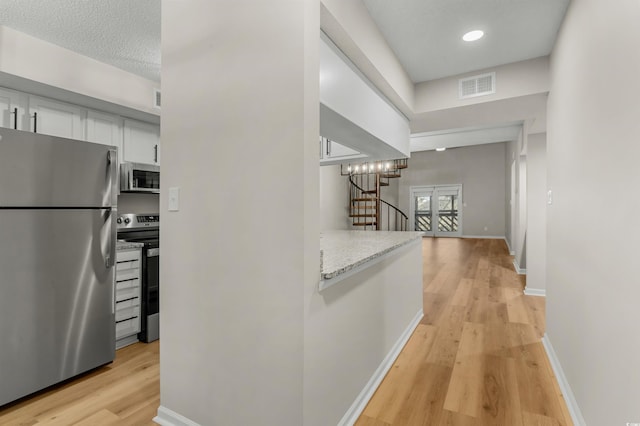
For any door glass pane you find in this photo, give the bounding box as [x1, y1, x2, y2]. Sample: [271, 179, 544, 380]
[415, 195, 431, 231]
[438, 195, 458, 232]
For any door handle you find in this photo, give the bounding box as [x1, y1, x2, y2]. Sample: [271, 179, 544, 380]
[105, 210, 117, 269]
[107, 149, 118, 204]
[11, 107, 18, 129]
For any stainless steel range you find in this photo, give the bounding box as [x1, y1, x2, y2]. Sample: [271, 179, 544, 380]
[117, 214, 160, 343]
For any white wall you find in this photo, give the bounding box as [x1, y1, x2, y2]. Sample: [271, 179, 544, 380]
[546, 0, 640, 424]
[414, 56, 549, 113]
[159, 1, 319, 425]
[525, 134, 546, 293]
[399, 143, 506, 237]
[320, 165, 350, 230]
[0, 26, 159, 118]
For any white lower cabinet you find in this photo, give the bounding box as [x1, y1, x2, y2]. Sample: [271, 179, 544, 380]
[115, 247, 142, 349]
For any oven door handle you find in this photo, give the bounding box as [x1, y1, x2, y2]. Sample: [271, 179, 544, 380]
[147, 248, 160, 257]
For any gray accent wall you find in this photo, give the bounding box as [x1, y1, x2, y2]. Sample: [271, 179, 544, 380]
[399, 143, 506, 237]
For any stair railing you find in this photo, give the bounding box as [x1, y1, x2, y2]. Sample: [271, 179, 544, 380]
[348, 174, 408, 231]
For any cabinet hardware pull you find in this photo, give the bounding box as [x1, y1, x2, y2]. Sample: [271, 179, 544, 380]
[327, 138, 331, 156]
[116, 316, 138, 324]
[11, 107, 17, 129]
[32, 112, 37, 133]
[154, 144, 158, 163]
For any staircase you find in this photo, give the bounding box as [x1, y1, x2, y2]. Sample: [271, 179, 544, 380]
[340, 159, 409, 231]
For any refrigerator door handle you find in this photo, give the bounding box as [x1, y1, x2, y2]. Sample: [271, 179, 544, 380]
[105, 210, 116, 269]
[107, 149, 118, 205]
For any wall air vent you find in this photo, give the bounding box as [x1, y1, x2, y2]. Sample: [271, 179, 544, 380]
[459, 72, 495, 99]
[153, 89, 161, 109]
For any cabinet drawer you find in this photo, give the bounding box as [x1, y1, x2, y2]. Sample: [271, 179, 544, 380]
[116, 259, 140, 271]
[116, 268, 139, 283]
[115, 284, 139, 301]
[116, 305, 140, 322]
[116, 317, 140, 340]
[117, 249, 140, 262]
[116, 297, 139, 311]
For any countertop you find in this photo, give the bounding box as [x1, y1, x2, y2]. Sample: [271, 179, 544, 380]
[320, 230, 424, 281]
[116, 241, 144, 250]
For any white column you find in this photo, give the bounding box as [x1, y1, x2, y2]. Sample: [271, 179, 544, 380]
[159, 1, 319, 424]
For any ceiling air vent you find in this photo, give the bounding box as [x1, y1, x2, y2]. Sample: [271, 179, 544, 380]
[459, 72, 495, 99]
[153, 89, 161, 109]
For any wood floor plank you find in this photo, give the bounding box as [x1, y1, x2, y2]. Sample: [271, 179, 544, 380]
[522, 411, 564, 426]
[477, 355, 523, 426]
[72, 409, 121, 426]
[442, 322, 485, 417]
[450, 278, 474, 306]
[391, 362, 451, 425]
[356, 414, 392, 426]
[437, 409, 478, 426]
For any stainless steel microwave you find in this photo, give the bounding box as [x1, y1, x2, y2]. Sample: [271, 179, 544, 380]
[120, 162, 160, 193]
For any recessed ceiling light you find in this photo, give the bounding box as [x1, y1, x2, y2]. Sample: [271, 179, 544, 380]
[462, 30, 484, 42]
[435, 147, 446, 152]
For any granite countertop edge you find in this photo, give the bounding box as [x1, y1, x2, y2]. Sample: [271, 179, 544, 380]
[320, 231, 423, 281]
[116, 241, 145, 250]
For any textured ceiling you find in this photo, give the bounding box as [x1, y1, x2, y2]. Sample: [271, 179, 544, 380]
[362, 0, 570, 82]
[0, 0, 160, 82]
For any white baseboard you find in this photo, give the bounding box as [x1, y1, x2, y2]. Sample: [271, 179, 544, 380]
[154, 405, 201, 426]
[462, 235, 506, 239]
[512, 259, 526, 275]
[541, 334, 586, 426]
[503, 237, 515, 255]
[337, 309, 424, 426]
[524, 287, 546, 297]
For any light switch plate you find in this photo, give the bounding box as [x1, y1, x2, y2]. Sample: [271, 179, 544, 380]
[168, 187, 180, 211]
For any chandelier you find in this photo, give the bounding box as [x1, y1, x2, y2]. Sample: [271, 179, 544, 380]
[340, 158, 408, 176]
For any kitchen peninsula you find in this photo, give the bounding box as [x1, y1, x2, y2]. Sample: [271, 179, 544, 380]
[306, 230, 424, 424]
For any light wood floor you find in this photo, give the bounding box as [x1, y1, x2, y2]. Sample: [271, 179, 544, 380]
[356, 237, 573, 426]
[0, 340, 159, 425]
[0, 238, 571, 425]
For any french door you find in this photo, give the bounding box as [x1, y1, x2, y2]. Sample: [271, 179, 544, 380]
[410, 185, 462, 237]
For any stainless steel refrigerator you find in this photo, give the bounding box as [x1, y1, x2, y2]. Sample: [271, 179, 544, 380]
[0, 127, 118, 406]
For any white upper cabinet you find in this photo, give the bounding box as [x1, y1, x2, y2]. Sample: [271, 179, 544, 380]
[319, 136, 366, 166]
[28, 96, 85, 140]
[86, 109, 122, 151]
[123, 119, 160, 165]
[0, 88, 26, 130]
